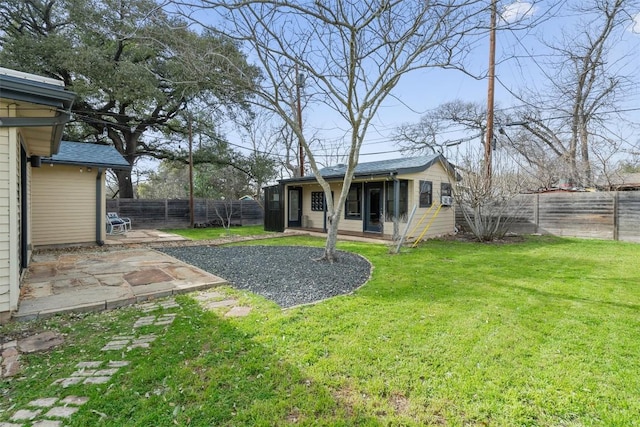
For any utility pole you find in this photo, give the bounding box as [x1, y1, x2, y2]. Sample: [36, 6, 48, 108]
[188, 115, 194, 228]
[484, 0, 497, 183]
[295, 63, 305, 177]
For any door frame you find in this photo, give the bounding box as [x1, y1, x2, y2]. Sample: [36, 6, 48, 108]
[287, 187, 303, 227]
[364, 182, 384, 233]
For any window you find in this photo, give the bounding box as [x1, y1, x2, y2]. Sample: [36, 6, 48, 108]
[385, 180, 408, 220]
[441, 182, 452, 197]
[419, 180, 432, 208]
[345, 184, 362, 219]
[311, 191, 325, 211]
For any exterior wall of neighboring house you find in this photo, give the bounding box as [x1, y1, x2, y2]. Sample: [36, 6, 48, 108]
[31, 165, 102, 246]
[284, 160, 456, 240]
[0, 121, 12, 317]
[0, 104, 23, 318]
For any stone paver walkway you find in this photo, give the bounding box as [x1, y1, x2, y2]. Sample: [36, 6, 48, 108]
[2, 294, 254, 426]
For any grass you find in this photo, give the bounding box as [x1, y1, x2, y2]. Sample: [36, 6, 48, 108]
[2, 235, 640, 426]
[163, 224, 272, 240]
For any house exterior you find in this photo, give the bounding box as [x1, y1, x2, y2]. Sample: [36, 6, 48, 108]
[272, 154, 458, 241]
[0, 67, 75, 321]
[33, 141, 130, 247]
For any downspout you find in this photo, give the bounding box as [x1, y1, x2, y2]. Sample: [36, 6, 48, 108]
[95, 168, 105, 246]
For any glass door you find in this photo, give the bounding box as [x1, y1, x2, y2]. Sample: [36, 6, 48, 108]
[288, 188, 302, 227]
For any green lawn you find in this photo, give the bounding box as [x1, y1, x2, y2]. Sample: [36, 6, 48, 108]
[163, 224, 272, 240]
[2, 235, 640, 426]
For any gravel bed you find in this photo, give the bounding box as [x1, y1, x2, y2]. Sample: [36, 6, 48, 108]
[160, 245, 371, 308]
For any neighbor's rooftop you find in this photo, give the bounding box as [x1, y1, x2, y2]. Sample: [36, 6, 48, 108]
[42, 141, 131, 170]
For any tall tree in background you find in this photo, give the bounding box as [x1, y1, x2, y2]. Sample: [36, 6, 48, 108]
[508, 0, 639, 187]
[0, 0, 259, 197]
[181, 0, 485, 261]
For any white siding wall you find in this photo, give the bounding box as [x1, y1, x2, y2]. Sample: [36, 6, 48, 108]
[0, 125, 11, 314]
[32, 165, 97, 246]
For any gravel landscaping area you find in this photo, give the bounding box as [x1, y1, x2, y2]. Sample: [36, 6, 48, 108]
[160, 245, 372, 308]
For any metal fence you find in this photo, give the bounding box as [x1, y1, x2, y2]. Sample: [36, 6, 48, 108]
[106, 198, 264, 229]
[455, 191, 640, 242]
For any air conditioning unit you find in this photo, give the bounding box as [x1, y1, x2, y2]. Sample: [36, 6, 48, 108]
[441, 196, 453, 206]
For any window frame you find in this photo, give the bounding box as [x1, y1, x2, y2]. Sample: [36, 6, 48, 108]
[344, 183, 362, 220]
[385, 180, 409, 220]
[419, 180, 433, 208]
[441, 182, 452, 197]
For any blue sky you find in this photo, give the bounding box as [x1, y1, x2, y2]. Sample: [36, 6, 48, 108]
[169, 1, 640, 172]
[291, 0, 640, 164]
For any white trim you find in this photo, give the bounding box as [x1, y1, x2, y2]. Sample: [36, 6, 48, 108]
[0, 67, 64, 87]
[8, 106, 19, 311]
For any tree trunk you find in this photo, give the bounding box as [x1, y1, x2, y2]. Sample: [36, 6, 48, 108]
[323, 214, 340, 262]
[116, 169, 135, 198]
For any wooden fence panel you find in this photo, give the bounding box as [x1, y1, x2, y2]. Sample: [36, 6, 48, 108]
[106, 198, 264, 229]
[537, 192, 615, 239]
[617, 192, 640, 242]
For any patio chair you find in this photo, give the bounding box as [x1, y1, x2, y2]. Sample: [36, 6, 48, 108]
[106, 212, 132, 234]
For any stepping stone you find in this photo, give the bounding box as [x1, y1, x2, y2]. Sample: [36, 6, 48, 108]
[107, 361, 129, 368]
[17, 331, 64, 354]
[0, 340, 17, 350]
[60, 396, 89, 406]
[205, 299, 237, 309]
[71, 368, 96, 377]
[1, 349, 21, 378]
[76, 361, 102, 368]
[83, 376, 111, 385]
[133, 316, 156, 327]
[32, 420, 62, 427]
[28, 398, 58, 408]
[52, 377, 83, 387]
[10, 409, 42, 421]
[101, 343, 127, 351]
[44, 406, 79, 418]
[135, 335, 157, 343]
[225, 306, 252, 318]
[94, 368, 119, 376]
[0, 422, 24, 427]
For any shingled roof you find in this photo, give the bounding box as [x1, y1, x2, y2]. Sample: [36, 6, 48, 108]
[41, 141, 131, 170]
[283, 153, 455, 182]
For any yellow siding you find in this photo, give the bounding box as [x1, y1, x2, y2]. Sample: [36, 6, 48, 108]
[32, 165, 97, 246]
[0, 125, 10, 314]
[398, 162, 456, 239]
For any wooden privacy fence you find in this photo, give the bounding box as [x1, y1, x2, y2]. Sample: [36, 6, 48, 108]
[106, 199, 264, 229]
[456, 191, 640, 243]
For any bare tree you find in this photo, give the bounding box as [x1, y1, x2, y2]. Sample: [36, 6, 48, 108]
[506, 0, 640, 187]
[454, 147, 527, 241]
[180, 0, 485, 261]
[393, 100, 491, 155]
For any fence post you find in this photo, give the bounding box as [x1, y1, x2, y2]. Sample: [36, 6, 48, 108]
[613, 191, 619, 241]
[534, 193, 539, 234]
[164, 199, 168, 222]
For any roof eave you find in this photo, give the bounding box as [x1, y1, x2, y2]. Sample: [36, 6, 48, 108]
[41, 158, 132, 171]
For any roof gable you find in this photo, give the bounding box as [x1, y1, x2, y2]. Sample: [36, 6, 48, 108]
[42, 141, 131, 170]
